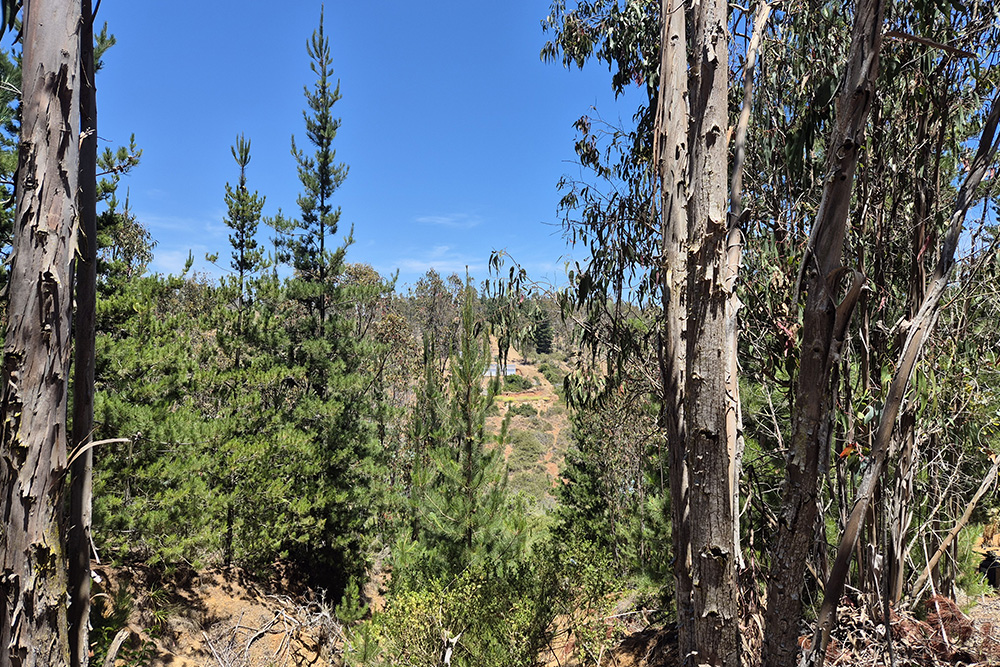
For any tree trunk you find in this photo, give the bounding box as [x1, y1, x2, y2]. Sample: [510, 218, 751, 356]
[887, 111, 931, 604]
[0, 1, 83, 665]
[728, 0, 773, 575]
[654, 0, 740, 662]
[762, 1, 885, 665]
[653, 0, 691, 658]
[685, 0, 740, 663]
[69, 4, 98, 665]
[811, 89, 1000, 664]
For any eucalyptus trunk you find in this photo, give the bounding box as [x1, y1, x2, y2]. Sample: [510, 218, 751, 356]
[653, 0, 691, 654]
[813, 89, 1000, 662]
[685, 0, 740, 663]
[68, 4, 98, 666]
[762, 1, 885, 664]
[0, 0, 83, 665]
[654, 0, 740, 662]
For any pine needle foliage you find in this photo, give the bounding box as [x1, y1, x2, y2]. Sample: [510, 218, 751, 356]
[400, 279, 524, 585]
[284, 4, 349, 350]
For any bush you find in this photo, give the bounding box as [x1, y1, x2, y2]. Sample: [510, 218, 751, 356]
[538, 362, 566, 387]
[529, 416, 554, 434]
[507, 430, 546, 473]
[503, 373, 533, 392]
[349, 558, 559, 667]
[545, 402, 566, 418]
[510, 467, 552, 500]
[507, 402, 538, 418]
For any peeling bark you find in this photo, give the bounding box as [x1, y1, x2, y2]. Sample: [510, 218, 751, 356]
[653, 0, 691, 656]
[655, 0, 740, 662]
[686, 0, 740, 663]
[0, 1, 82, 665]
[762, 1, 885, 665]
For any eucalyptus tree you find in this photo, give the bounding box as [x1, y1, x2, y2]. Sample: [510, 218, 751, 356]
[0, 0, 82, 663]
[408, 269, 462, 372]
[546, 0, 747, 661]
[69, 4, 100, 665]
[760, 1, 886, 662]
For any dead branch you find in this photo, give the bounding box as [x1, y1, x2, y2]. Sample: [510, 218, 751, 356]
[910, 453, 1000, 602]
[102, 628, 131, 667]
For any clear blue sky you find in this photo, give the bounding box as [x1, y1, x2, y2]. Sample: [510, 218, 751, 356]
[82, 1, 643, 289]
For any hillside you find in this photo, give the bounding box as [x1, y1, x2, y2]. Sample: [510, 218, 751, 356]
[487, 349, 574, 505]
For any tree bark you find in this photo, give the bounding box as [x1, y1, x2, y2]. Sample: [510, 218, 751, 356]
[654, 0, 740, 662]
[729, 0, 773, 576]
[653, 0, 691, 658]
[685, 0, 740, 663]
[69, 3, 98, 665]
[0, 0, 83, 665]
[762, 1, 885, 665]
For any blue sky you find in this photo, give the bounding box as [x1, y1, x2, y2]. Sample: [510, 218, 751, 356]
[83, 1, 643, 289]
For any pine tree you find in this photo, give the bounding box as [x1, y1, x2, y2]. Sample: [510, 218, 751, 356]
[406, 335, 449, 541]
[284, 5, 349, 356]
[274, 7, 373, 592]
[209, 135, 269, 565]
[220, 134, 266, 371]
[415, 279, 522, 578]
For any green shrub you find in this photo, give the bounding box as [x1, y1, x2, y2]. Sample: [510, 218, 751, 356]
[538, 362, 566, 387]
[503, 374, 533, 392]
[350, 558, 558, 667]
[510, 467, 552, 500]
[958, 524, 993, 599]
[507, 430, 546, 473]
[507, 402, 538, 418]
[545, 402, 566, 418]
[529, 416, 554, 434]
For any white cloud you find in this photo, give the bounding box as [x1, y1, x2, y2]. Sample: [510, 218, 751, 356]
[387, 244, 483, 279]
[140, 211, 227, 238]
[415, 213, 482, 229]
[429, 245, 451, 258]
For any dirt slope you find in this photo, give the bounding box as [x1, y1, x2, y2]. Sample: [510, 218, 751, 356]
[93, 564, 339, 667]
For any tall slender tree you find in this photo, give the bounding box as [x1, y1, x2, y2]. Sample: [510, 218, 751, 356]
[285, 4, 348, 353]
[544, 1, 742, 661]
[210, 134, 267, 566]
[69, 3, 98, 666]
[277, 7, 373, 593]
[652, 0, 741, 662]
[762, 1, 885, 664]
[220, 133, 266, 371]
[405, 278, 520, 581]
[0, 0, 82, 664]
